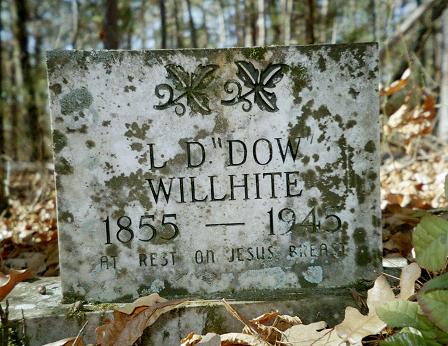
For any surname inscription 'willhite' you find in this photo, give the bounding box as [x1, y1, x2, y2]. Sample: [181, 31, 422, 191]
[47, 44, 381, 302]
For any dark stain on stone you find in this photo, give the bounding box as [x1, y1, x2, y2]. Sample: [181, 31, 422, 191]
[124, 85, 136, 92]
[104, 168, 154, 218]
[317, 54, 326, 72]
[50, 83, 62, 95]
[364, 140, 375, 153]
[59, 211, 74, 223]
[105, 244, 118, 257]
[124, 122, 150, 140]
[66, 124, 88, 134]
[242, 47, 267, 60]
[131, 143, 143, 152]
[212, 115, 229, 134]
[53, 129, 67, 154]
[289, 65, 311, 104]
[55, 157, 74, 175]
[349, 87, 360, 99]
[346, 120, 357, 129]
[85, 140, 96, 149]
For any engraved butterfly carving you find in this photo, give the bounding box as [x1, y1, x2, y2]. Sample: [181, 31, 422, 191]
[154, 64, 218, 115]
[221, 61, 288, 112]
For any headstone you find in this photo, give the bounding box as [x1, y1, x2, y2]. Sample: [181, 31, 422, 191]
[46, 44, 381, 303]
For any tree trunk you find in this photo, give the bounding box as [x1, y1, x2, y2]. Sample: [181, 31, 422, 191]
[369, 0, 377, 41]
[244, 0, 252, 46]
[71, 0, 80, 48]
[11, 0, 40, 162]
[305, 0, 315, 44]
[283, 0, 292, 45]
[103, 0, 119, 49]
[201, 5, 209, 47]
[256, 0, 265, 46]
[0, 0, 6, 211]
[9, 47, 19, 162]
[139, 0, 147, 48]
[173, 0, 184, 48]
[234, 0, 243, 46]
[218, 0, 226, 47]
[270, 0, 281, 44]
[186, 0, 198, 47]
[159, 0, 167, 48]
[438, 8, 448, 140]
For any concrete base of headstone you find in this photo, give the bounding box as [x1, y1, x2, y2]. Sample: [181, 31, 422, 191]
[5, 277, 362, 346]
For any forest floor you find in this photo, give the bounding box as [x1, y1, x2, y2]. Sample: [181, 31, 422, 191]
[0, 134, 447, 277]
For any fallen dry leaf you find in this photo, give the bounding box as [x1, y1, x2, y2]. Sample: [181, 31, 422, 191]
[220, 332, 270, 346]
[335, 307, 385, 345]
[335, 276, 395, 344]
[399, 262, 421, 300]
[96, 293, 186, 346]
[180, 332, 203, 346]
[114, 292, 168, 315]
[366, 276, 395, 310]
[0, 268, 33, 300]
[282, 321, 345, 346]
[242, 311, 302, 344]
[380, 68, 411, 96]
[42, 337, 84, 346]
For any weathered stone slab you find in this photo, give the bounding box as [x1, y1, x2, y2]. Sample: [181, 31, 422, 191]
[46, 44, 381, 303]
[6, 277, 357, 346]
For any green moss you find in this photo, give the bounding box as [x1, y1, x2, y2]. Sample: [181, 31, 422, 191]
[46, 50, 72, 74]
[59, 211, 74, 223]
[84, 303, 117, 312]
[124, 122, 150, 140]
[313, 105, 331, 120]
[364, 140, 376, 153]
[289, 65, 311, 104]
[346, 120, 357, 129]
[327, 46, 344, 63]
[85, 140, 96, 149]
[104, 168, 153, 218]
[62, 290, 86, 304]
[55, 157, 74, 175]
[66, 305, 87, 325]
[52, 129, 67, 154]
[355, 245, 371, 266]
[202, 306, 227, 334]
[105, 244, 118, 257]
[242, 47, 268, 60]
[110, 294, 134, 303]
[49, 83, 62, 95]
[317, 54, 326, 72]
[298, 275, 319, 288]
[124, 85, 136, 92]
[372, 215, 381, 227]
[349, 87, 359, 99]
[353, 228, 371, 266]
[352, 173, 367, 204]
[301, 156, 310, 165]
[60, 87, 93, 115]
[353, 228, 366, 244]
[158, 281, 189, 297]
[212, 115, 229, 134]
[130, 142, 143, 152]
